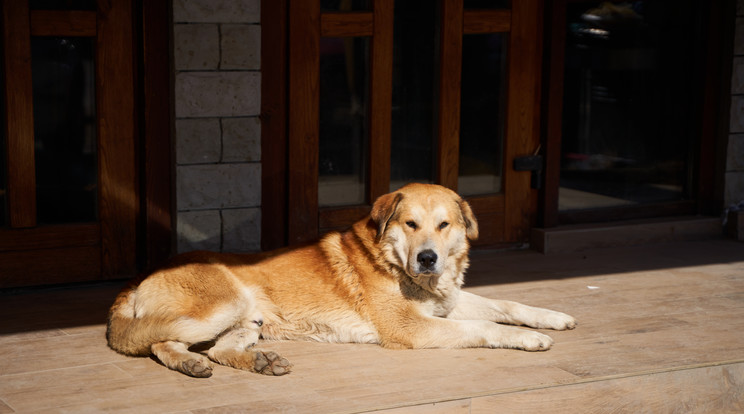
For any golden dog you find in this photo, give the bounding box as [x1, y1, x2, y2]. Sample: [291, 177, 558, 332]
[107, 184, 576, 377]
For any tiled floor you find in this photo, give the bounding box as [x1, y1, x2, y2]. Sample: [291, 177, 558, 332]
[1, 239, 744, 413]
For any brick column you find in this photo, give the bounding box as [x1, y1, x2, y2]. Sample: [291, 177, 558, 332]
[172, 0, 262, 253]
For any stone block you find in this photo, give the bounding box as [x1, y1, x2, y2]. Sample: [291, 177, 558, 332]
[728, 134, 744, 172]
[176, 210, 221, 252]
[176, 118, 221, 164]
[724, 171, 744, 206]
[222, 208, 261, 252]
[175, 72, 261, 118]
[222, 117, 261, 162]
[733, 57, 744, 95]
[221, 24, 261, 70]
[173, 24, 219, 71]
[177, 163, 260, 210]
[174, 0, 260, 23]
[736, 18, 744, 56]
[730, 95, 744, 134]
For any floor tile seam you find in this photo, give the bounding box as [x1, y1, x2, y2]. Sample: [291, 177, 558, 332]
[339, 358, 744, 414]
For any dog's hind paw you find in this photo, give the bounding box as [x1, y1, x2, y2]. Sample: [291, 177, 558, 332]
[254, 351, 292, 376]
[181, 358, 214, 378]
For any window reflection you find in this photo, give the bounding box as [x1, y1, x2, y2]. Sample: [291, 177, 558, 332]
[459, 33, 507, 196]
[463, 0, 510, 9]
[321, 0, 370, 12]
[32, 37, 97, 224]
[319, 37, 370, 207]
[390, 0, 437, 190]
[559, 1, 697, 211]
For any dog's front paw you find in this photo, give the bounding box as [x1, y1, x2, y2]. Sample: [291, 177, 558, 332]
[518, 331, 554, 351]
[543, 311, 577, 331]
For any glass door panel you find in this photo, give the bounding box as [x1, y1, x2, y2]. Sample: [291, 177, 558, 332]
[31, 36, 97, 224]
[459, 32, 507, 196]
[559, 1, 697, 212]
[321, 0, 370, 12]
[319, 37, 370, 207]
[389, 0, 438, 191]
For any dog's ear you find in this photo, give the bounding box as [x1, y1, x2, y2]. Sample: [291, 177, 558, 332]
[370, 192, 403, 242]
[459, 199, 479, 241]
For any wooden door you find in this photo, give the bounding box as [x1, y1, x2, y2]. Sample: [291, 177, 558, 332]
[262, 0, 543, 248]
[1, 0, 137, 287]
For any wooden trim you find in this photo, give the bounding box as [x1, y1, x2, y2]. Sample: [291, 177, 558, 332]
[368, 0, 393, 202]
[319, 205, 370, 233]
[0, 223, 99, 252]
[29, 10, 96, 36]
[320, 12, 373, 37]
[0, 246, 101, 288]
[287, 0, 320, 244]
[2, 0, 37, 228]
[436, 0, 463, 190]
[140, 0, 173, 269]
[261, 0, 289, 250]
[463, 9, 511, 34]
[540, 0, 566, 228]
[502, 0, 543, 242]
[97, 0, 137, 278]
[466, 194, 506, 246]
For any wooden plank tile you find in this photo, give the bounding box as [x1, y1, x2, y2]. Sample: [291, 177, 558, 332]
[471, 363, 744, 414]
[372, 400, 471, 414]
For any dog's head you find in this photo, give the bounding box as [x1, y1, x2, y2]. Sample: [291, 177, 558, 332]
[370, 184, 478, 290]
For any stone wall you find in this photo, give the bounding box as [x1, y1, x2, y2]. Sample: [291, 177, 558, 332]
[172, 0, 262, 253]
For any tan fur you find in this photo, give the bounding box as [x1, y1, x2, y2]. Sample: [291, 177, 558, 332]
[107, 183, 576, 377]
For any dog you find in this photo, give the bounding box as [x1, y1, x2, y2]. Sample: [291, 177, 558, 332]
[107, 183, 576, 377]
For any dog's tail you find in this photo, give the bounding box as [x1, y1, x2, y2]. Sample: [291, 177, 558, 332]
[106, 286, 173, 356]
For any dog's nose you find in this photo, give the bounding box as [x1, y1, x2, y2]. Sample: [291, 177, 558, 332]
[417, 249, 438, 270]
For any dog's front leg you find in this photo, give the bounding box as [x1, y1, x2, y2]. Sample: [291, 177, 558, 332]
[448, 291, 576, 330]
[387, 317, 554, 351]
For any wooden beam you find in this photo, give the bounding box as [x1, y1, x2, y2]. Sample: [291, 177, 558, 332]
[436, 0, 464, 190]
[320, 12, 373, 37]
[368, 0, 393, 202]
[287, 0, 320, 244]
[2, 0, 37, 228]
[97, 0, 137, 277]
[30, 10, 97, 36]
[463, 9, 511, 34]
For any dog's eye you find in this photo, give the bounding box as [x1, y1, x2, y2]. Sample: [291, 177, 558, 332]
[406, 221, 418, 230]
[439, 221, 449, 230]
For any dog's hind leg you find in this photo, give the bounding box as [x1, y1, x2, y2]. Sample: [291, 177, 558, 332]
[151, 341, 214, 378]
[207, 328, 292, 376]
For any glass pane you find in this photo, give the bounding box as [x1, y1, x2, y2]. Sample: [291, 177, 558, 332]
[459, 33, 507, 196]
[463, 0, 510, 9]
[390, 0, 438, 191]
[30, 0, 96, 10]
[31, 37, 97, 224]
[559, 1, 697, 211]
[321, 0, 370, 12]
[319, 37, 370, 207]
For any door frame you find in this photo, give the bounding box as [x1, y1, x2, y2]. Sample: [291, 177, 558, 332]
[539, 0, 731, 228]
[261, 0, 544, 249]
[0, 0, 173, 287]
